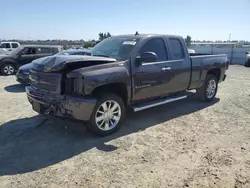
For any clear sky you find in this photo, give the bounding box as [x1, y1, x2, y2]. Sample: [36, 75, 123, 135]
[1, 0, 250, 41]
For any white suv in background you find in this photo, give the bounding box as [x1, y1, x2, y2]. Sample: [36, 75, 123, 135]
[0, 42, 21, 53]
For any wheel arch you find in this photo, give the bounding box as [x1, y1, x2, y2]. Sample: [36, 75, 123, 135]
[91, 82, 129, 106]
[207, 68, 221, 81]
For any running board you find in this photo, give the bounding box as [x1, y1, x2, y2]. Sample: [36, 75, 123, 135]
[133, 95, 187, 112]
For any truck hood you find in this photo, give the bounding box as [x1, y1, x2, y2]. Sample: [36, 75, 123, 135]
[32, 55, 117, 72]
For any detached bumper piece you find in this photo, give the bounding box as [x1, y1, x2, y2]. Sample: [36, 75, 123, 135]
[26, 86, 97, 121]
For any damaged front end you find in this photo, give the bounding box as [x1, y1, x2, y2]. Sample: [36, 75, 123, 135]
[26, 84, 96, 121]
[25, 55, 116, 121]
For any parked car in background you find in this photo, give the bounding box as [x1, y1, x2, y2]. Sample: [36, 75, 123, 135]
[188, 49, 196, 54]
[16, 49, 90, 84]
[0, 45, 61, 75]
[245, 52, 250, 67]
[56, 49, 90, 56]
[0, 42, 20, 54]
[26, 34, 229, 136]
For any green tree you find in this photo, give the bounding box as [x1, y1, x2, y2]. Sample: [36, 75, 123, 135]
[99, 33, 104, 41]
[185, 35, 192, 47]
[107, 32, 111, 37]
[84, 41, 94, 48]
[98, 32, 111, 41]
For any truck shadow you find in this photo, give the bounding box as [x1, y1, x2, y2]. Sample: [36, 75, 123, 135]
[0, 97, 219, 176]
[4, 84, 26, 93]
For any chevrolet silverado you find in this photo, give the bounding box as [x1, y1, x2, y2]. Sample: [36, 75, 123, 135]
[26, 34, 229, 136]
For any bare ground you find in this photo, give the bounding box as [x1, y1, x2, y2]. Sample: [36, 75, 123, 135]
[0, 65, 250, 188]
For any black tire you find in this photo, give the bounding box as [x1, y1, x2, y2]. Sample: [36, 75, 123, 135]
[87, 93, 126, 136]
[1, 63, 16, 75]
[245, 61, 250, 67]
[196, 74, 218, 102]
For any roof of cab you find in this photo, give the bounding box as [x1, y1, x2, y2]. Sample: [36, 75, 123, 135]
[111, 34, 183, 39]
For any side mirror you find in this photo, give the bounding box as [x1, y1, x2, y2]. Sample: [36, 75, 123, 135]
[136, 52, 157, 66]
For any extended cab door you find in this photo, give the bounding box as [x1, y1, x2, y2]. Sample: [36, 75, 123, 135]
[132, 37, 173, 102]
[164, 37, 191, 92]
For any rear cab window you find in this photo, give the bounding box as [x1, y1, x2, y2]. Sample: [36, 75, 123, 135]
[140, 38, 168, 62]
[169, 38, 185, 60]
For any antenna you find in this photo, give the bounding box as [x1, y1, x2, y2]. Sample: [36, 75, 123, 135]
[135, 31, 139, 36]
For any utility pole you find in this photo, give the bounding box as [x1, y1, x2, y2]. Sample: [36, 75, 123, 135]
[228, 33, 231, 42]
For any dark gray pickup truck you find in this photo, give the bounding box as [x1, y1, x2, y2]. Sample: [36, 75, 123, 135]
[26, 34, 229, 136]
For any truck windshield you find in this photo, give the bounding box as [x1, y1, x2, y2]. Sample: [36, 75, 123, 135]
[90, 37, 140, 61]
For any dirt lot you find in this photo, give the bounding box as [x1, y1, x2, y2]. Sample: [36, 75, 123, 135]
[0, 65, 250, 188]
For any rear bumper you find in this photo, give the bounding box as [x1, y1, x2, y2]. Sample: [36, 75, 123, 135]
[26, 86, 97, 121]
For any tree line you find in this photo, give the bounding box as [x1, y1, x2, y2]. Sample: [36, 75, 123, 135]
[83, 32, 112, 48]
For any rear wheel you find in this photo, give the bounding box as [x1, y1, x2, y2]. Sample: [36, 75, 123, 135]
[88, 94, 126, 136]
[196, 75, 218, 102]
[1, 63, 16, 75]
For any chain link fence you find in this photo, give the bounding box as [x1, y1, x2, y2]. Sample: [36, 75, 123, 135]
[190, 43, 250, 65]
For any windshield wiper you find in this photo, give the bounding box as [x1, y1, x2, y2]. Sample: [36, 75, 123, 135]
[92, 54, 111, 58]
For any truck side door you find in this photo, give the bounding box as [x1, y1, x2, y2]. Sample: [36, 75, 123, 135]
[165, 38, 191, 92]
[132, 37, 172, 102]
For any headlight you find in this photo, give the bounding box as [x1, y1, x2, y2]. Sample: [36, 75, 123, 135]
[64, 77, 85, 95]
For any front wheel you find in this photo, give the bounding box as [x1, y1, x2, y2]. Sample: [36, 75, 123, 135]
[88, 94, 126, 136]
[196, 75, 218, 102]
[1, 63, 16, 75]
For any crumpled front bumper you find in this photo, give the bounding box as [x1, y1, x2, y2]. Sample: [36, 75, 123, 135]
[26, 86, 97, 121]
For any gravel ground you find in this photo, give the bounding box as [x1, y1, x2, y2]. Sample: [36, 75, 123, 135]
[0, 65, 250, 188]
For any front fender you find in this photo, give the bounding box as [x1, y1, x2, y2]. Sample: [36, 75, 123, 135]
[66, 64, 130, 95]
[84, 66, 130, 95]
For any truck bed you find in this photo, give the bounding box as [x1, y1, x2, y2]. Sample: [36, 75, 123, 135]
[189, 54, 227, 89]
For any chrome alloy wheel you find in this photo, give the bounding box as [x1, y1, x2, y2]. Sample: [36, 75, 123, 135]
[206, 79, 217, 99]
[95, 100, 121, 131]
[3, 65, 15, 75]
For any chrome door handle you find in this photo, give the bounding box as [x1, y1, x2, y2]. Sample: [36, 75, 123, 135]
[162, 67, 171, 71]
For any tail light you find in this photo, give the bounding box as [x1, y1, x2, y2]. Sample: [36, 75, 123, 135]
[226, 59, 230, 69]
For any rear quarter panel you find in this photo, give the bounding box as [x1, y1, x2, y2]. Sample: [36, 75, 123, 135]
[189, 54, 227, 89]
